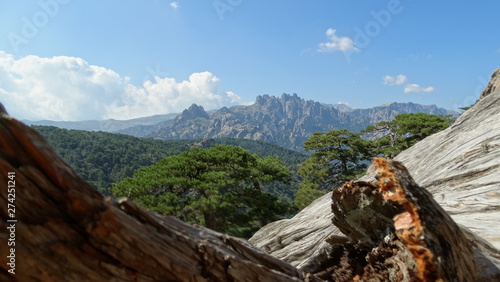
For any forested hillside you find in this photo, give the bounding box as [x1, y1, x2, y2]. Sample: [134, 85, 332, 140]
[32, 126, 307, 200]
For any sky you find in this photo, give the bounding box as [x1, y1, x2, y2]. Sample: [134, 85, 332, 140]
[0, 0, 499, 121]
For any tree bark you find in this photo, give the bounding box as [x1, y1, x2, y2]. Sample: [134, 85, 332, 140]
[300, 158, 499, 281]
[203, 211, 218, 231]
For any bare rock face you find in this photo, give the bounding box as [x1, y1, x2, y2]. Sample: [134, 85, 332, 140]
[250, 90, 500, 276]
[133, 94, 452, 151]
[480, 69, 500, 98]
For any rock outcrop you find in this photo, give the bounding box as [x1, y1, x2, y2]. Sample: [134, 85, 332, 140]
[174, 103, 210, 123]
[250, 88, 500, 276]
[481, 68, 500, 99]
[25, 94, 455, 151]
[111, 94, 453, 150]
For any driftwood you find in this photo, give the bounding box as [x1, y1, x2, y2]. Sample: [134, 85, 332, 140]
[0, 103, 498, 281]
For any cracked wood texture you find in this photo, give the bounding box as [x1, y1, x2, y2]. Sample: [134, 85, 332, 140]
[302, 158, 498, 281]
[0, 106, 320, 281]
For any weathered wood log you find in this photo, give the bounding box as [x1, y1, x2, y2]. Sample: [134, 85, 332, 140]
[0, 106, 321, 281]
[301, 158, 498, 281]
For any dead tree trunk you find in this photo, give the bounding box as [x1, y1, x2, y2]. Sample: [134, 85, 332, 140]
[0, 107, 320, 281]
[301, 158, 498, 281]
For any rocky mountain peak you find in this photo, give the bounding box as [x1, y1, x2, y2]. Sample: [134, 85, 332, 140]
[174, 103, 209, 123]
[216, 106, 233, 115]
[255, 94, 271, 105]
[281, 93, 300, 101]
[143, 93, 455, 150]
[332, 103, 353, 112]
[379, 101, 397, 107]
[255, 93, 303, 107]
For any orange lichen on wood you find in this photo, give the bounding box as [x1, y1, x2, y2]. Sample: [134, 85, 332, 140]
[370, 158, 441, 282]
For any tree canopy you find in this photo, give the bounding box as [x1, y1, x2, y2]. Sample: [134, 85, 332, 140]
[33, 126, 306, 201]
[363, 113, 454, 158]
[294, 129, 371, 209]
[112, 145, 292, 238]
[294, 113, 454, 210]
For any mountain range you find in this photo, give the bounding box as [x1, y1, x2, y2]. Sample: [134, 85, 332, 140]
[26, 94, 457, 151]
[23, 113, 179, 132]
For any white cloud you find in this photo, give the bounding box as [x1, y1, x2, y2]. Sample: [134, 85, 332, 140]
[404, 84, 435, 93]
[107, 72, 243, 120]
[382, 74, 407, 86]
[382, 74, 434, 94]
[318, 28, 358, 53]
[0, 51, 243, 121]
[170, 2, 179, 9]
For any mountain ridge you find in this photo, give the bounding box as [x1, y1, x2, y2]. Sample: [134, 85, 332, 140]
[24, 94, 457, 151]
[139, 94, 455, 150]
[23, 112, 179, 132]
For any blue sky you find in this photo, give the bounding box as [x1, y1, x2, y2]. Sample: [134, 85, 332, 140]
[0, 0, 499, 121]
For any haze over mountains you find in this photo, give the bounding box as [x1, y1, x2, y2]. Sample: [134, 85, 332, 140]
[26, 94, 456, 150]
[23, 113, 179, 133]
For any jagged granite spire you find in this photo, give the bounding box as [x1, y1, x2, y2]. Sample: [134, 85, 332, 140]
[174, 103, 210, 123]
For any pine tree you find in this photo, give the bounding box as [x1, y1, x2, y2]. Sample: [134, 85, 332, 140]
[111, 145, 292, 238]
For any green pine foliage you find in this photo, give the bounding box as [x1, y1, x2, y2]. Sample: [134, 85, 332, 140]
[294, 129, 371, 209]
[112, 145, 292, 238]
[362, 113, 454, 158]
[459, 99, 478, 112]
[294, 113, 454, 210]
[32, 126, 193, 195]
[32, 126, 307, 203]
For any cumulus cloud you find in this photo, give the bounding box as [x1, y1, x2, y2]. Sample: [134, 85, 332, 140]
[170, 2, 179, 9]
[382, 74, 407, 86]
[318, 28, 358, 53]
[382, 74, 435, 94]
[0, 51, 243, 121]
[404, 84, 435, 93]
[107, 72, 243, 120]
